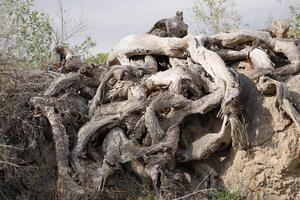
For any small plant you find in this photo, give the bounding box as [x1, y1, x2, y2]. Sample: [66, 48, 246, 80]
[288, 5, 300, 38]
[192, 0, 244, 34]
[136, 183, 154, 200]
[212, 190, 241, 200]
[85, 53, 108, 65]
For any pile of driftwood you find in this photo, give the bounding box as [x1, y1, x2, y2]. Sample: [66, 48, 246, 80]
[29, 11, 300, 199]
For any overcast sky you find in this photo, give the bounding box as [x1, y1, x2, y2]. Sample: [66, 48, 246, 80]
[34, 0, 299, 53]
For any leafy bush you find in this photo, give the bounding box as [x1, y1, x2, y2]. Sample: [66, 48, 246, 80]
[0, 0, 97, 69]
[0, 0, 52, 68]
[192, 0, 243, 34]
[73, 36, 96, 59]
[288, 5, 300, 38]
[85, 53, 108, 65]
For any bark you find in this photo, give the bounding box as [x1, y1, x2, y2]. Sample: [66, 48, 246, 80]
[211, 30, 300, 76]
[30, 97, 84, 199]
[106, 34, 190, 66]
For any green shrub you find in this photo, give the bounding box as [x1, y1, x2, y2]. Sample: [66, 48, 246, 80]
[0, 0, 52, 68]
[0, 0, 97, 69]
[136, 183, 153, 200]
[288, 5, 300, 38]
[85, 53, 108, 65]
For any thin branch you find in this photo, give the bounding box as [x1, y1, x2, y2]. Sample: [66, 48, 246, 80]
[0, 144, 24, 151]
[0, 160, 22, 168]
[173, 170, 214, 200]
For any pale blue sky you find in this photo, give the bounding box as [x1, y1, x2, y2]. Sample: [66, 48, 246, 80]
[34, 0, 299, 53]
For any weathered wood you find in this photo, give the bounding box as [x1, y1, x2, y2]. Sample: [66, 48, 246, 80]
[106, 34, 190, 66]
[30, 97, 84, 199]
[50, 45, 83, 73]
[249, 48, 274, 71]
[214, 46, 252, 61]
[25, 15, 300, 198]
[179, 115, 230, 162]
[273, 39, 300, 76]
[148, 11, 188, 38]
[270, 20, 290, 38]
[144, 66, 191, 94]
[211, 30, 300, 76]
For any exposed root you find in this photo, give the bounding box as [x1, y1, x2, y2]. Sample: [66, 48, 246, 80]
[16, 11, 300, 199]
